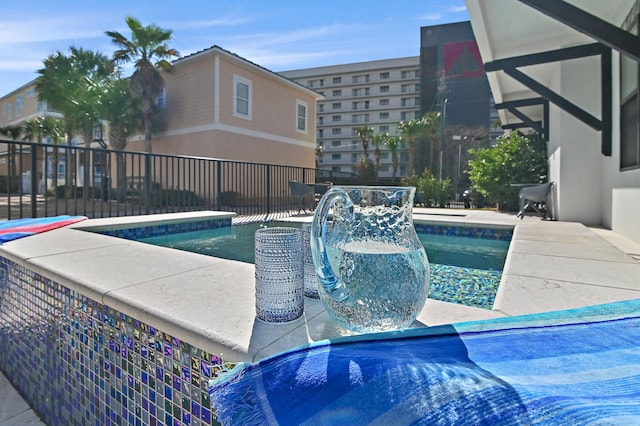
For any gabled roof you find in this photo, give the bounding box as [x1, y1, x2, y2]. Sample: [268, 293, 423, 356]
[173, 45, 323, 100]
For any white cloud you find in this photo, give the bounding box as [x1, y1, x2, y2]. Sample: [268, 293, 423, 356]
[0, 15, 104, 46]
[417, 13, 444, 21]
[448, 6, 467, 13]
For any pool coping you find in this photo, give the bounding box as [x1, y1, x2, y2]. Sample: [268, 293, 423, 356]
[1, 209, 639, 363]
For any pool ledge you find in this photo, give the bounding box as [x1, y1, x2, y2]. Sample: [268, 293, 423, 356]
[1, 210, 639, 363]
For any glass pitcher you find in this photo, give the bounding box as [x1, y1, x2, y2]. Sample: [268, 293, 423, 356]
[311, 186, 430, 333]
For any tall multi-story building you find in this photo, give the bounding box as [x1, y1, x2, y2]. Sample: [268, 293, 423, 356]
[281, 57, 421, 178]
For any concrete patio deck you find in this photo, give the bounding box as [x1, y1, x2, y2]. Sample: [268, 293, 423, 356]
[1, 208, 639, 425]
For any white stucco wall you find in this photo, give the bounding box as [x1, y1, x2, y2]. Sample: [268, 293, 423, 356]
[547, 55, 604, 226]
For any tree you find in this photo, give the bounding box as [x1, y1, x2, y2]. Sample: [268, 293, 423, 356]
[37, 48, 114, 198]
[355, 126, 373, 160]
[398, 119, 425, 176]
[0, 125, 22, 186]
[467, 132, 548, 211]
[101, 77, 142, 200]
[106, 16, 179, 154]
[370, 132, 387, 178]
[421, 111, 441, 171]
[402, 169, 452, 208]
[385, 135, 401, 178]
[23, 116, 65, 194]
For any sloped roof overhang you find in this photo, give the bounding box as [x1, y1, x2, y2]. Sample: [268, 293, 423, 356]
[465, 0, 637, 156]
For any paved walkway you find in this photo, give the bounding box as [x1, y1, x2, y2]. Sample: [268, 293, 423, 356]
[2, 208, 640, 425]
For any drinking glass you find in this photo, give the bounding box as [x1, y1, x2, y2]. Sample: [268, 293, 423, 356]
[254, 227, 304, 323]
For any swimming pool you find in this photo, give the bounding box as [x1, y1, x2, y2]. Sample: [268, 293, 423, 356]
[137, 221, 511, 310]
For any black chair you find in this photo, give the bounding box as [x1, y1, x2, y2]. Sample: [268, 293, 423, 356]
[517, 182, 554, 220]
[289, 181, 315, 212]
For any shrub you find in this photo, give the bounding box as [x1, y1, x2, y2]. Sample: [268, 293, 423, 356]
[219, 191, 240, 206]
[147, 189, 202, 208]
[355, 159, 376, 184]
[467, 132, 547, 211]
[402, 169, 452, 208]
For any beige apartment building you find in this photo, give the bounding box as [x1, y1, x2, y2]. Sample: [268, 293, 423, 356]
[142, 45, 321, 168]
[281, 57, 421, 178]
[0, 45, 321, 178]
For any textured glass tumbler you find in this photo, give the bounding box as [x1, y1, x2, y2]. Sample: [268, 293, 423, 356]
[254, 227, 304, 323]
[301, 223, 320, 299]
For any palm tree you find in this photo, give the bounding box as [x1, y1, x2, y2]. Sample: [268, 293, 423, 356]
[371, 132, 387, 178]
[385, 135, 401, 178]
[398, 119, 425, 176]
[355, 126, 373, 160]
[24, 117, 65, 194]
[101, 77, 142, 201]
[106, 16, 179, 154]
[0, 125, 22, 189]
[421, 111, 442, 171]
[36, 51, 77, 147]
[37, 47, 115, 201]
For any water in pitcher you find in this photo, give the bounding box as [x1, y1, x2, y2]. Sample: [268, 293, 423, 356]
[323, 241, 430, 333]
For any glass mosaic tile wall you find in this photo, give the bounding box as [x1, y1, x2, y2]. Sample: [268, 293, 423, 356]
[414, 222, 513, 241]
[94, 217, 232, 240]
[0, 257, 230, 425]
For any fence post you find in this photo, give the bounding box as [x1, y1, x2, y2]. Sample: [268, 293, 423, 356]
[266, 165, 271, 214]
[216, 162, 222, 208]
[145, 154, 151, 214]
[31, 146, 37, 218]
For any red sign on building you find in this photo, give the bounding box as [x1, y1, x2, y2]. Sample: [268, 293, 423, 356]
[444, 41, 483, 79]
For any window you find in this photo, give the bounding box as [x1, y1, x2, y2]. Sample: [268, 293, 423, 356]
[380, 72, 390, 79]
[379, 125, 389, 133]
[319, 104, 324, 112]
[4, 103, 12, 120]
[379, 99, 389, 106]
[234, 75, 251, 118]
[15, 96, 22, 116]
[401, 84, 412, 93]
[156, 88, 166, 108]
[318, 129, 324, 138]
[332, 128, 341, 135]
[332, 153, 341, 160]
[379, 112, 389, 119]
[332, 140, 342, 147]
[351, 153, 358, 162]
[401, 112, 409, 121]
[296, 100, 307, 132]
[401, 70, 412, 79]
[332, 77, 342, 84]
[332, 89, 342, 96]
[332, 102, 341, 110]
[380, 85, 389, 93]
[332, 115, 341, 122]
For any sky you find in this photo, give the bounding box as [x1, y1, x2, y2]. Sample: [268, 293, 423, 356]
[0, 0, 468, 97]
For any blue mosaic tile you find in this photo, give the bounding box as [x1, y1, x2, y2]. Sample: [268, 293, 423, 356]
[414, 222, 513, 241]
[0, 257, 231, 425]
[99, 218, 232, 241]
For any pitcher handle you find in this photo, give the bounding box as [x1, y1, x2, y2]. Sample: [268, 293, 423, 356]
[310, 187, 352, 301]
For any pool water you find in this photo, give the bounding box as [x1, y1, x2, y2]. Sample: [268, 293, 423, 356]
[138, 222, 510, 310]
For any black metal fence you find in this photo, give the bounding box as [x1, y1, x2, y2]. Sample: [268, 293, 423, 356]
[0, 139, 356, 220]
